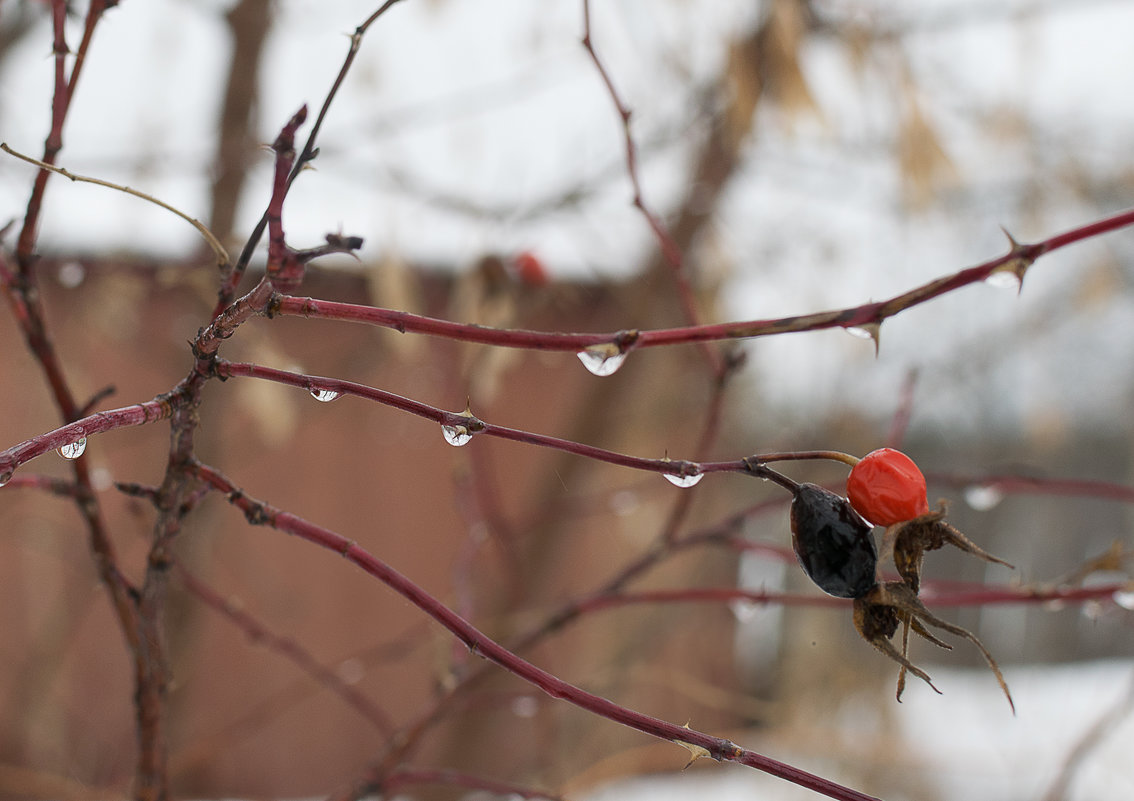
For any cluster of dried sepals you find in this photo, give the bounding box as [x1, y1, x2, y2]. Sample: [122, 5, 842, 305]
[853, 502, 1016, 712]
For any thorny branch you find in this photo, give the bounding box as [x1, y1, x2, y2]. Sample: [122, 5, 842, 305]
[190, 460, 882, 801]
[268, 204, 1134, 355]
[216, 0, 407, 313]
[2, 3, 1133, 800]
[580, 0, 721, 373]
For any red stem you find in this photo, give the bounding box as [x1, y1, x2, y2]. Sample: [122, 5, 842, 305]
[175, 560, 396, 735]
[216, 0, 407, 313]
[580, 0, 721, 373]
[0, 397, 174, 481]
[191, 461, 879, 801]
[269, 205, 1134, 354]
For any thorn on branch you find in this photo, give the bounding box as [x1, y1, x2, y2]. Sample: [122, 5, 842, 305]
[293, 232, 365, 264]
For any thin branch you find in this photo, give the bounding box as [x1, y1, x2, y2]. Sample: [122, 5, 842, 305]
[211, 359, 845, 484]
[175, 559, 397, 736]
[572, 581, 1132, 616]
[1, 142, 229, 271]
[15, 0, 115, 272]
[269, 205, 1134, 353]
[929, 472, 1134, 504]
[191, 460, 880, 801]
[580, 0, 721, 372]
[217, 0, 407, 313]
[0, 397, 174, 482]
[1041, 668, 1134, 801]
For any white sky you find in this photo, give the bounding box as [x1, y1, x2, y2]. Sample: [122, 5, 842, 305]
[3, 1, 1132, 434]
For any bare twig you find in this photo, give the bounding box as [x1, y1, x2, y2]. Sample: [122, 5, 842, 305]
[175, 559, 396, 735]
[192, 460, 880, 801]
[1, 142, 230, 271]
[217, 0, 407, 313]
[269, 205, 1134, 353]
[581, 0, 721, 373]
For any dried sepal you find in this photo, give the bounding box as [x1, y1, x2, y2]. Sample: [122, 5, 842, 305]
[883, 501, 1013, 592]
[853, 592, 940, 695]
[854, 581, 1015, 713]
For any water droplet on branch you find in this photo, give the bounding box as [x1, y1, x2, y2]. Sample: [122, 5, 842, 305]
[441, 424, 473, 447]
[984, 269, 1023, 291]
[441, 405, 483, 447]
[58, 437, 87, 460]
[663, 470, 703, 488]
[729, 598, 759, 622]
[577, 343, 627, 376]
[0, 471, 11, 488]
[1113, 590, 1134, 611]
[309, 388, 341, 403]
[845, 323, 882, 354]
[963, 484, 1004, 511]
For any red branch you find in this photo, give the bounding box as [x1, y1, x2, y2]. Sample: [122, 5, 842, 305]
[216, 0, 407, 313]
[270, 205, 1134, 354]
[0, 397, 173, 482]
[264, 106, 308, 292]
[579, 0, 720, 373]
[929, 472, 1134, 504]
[175, 560, 396, 735]
[191, 461, 879, 801]
[573, 582, 1131, 616]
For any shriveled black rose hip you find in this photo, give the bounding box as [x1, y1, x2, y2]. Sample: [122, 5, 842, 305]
[790, 483, 878, 598]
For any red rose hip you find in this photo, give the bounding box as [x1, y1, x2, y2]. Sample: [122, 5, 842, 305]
[847, 448, 929, 526]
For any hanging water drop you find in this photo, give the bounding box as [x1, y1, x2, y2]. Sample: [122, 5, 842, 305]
[663, 470, 704, 488]
[729, 598, 759, 622]
[1112, 589, 1134, 611]
[0, 471, 11, 488]
[309, 387, 341, 403]
[1081, 600, 1104, 621]
[963, 484, 1004, 511]
[844, 323, 881, 355]
[441, 405, 484, 447]
[441, 424, 473, 447]
[58, 437, 87, 460]
[577, 343, 627, 377]
[984, 269, 1022, 291]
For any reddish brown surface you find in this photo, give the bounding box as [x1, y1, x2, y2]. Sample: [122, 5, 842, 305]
[0, 262, 742, 797]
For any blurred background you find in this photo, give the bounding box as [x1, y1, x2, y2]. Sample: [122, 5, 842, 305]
[1, 1, 1133, 798]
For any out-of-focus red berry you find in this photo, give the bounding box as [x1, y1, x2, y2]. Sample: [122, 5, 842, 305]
[512, 250, 549, 287]
[846, 448, 929, 526]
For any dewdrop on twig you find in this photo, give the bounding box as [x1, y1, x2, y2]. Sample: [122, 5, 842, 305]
[58, 437, 87, 460]
[577, 342, 628, 376]
[441, 404, 483, 447]
[309, 387, 341, 403]
[661, 457, 703, 488]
